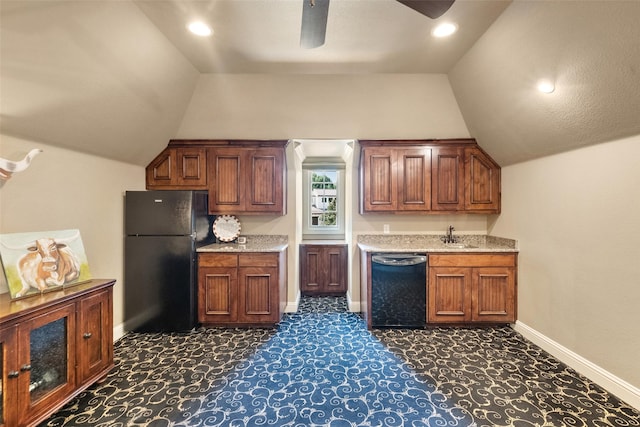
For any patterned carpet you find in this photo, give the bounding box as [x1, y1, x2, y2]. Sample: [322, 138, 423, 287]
[40, 297, 639, 426]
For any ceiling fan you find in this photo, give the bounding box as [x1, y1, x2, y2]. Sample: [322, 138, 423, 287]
[300, 0, 455, 49]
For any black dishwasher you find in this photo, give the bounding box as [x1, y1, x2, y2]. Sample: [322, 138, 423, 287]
[371, 253, 427, 328]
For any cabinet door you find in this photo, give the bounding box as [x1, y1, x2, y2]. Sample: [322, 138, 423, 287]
[208, 147, 286, 215]
[146, 148, 207, 189]
[300, 245, 322, 293]
[208, 148, 244, 213]
[361, 148, 397, 212]
[428, 267, 472, 323]
[465, 147, 501, 213]
[238, 267, 279, 324]
[397, 148, 431, 211]
[198, 267, 238, 323]
[324, 246, 348, 293]
[175, 148, 207, 188]
[245, 148, 285, 214]
[472, 267, 516, 323]
[77, 289, 113, 385]
[17, 303, 76, 426]
[0, 326, 18, 427]
[432, 147, 464, 211]
[146, 148, 175, 188]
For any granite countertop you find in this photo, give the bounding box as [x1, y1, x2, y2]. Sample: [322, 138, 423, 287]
[198, 235, 288, 253]
[357, 234, 518, 253]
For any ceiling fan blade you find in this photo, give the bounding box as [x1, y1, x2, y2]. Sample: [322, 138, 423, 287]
[300, 0, 330, 49]
[396, 0, 455, 19]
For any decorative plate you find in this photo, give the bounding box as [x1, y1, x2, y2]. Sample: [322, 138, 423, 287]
[212, 215, 241, 242]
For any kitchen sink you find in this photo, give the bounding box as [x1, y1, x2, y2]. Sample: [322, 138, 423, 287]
[444, 243, 478, 249]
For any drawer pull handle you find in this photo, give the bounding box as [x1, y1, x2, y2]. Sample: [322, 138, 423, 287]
[20, 364, 32, 372]
[8, 371, 19, 378]
[83, 332, 92, 339]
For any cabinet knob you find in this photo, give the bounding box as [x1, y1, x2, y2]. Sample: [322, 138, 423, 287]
[7, 370, 19, 378]
[83, 332, 92, 339]
[20, 364, 32, 372]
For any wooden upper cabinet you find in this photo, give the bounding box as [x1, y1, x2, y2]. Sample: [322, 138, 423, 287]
[208, 146, 286, 215]
[359, 139, 501, 214]
[361, 147, 396, 211]
[209, 147, 243, 212]
[398, 148, 431, 211]
[465, 147, 501, 213]
[146, 140, 287, 215]
[360, 144, 431, 212]
[146, 147, 207, 190]
[246, 148, 285, 213]
[432, 146, 464, 211]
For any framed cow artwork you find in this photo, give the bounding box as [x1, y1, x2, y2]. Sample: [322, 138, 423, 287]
[0, 229, 92, 300]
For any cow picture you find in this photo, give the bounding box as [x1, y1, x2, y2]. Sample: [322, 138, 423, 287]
[0, 229, 92, 299]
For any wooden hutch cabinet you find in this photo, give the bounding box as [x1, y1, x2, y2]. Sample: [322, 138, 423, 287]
[299, 244, 348, 295]
[428, 254, 516, 324]
[359, 139, 501, 214]
[0, 280, 114, 427]
[198, 251, 286, 327]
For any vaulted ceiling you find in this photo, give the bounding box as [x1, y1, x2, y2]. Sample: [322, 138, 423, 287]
[2, 0, 640, 167]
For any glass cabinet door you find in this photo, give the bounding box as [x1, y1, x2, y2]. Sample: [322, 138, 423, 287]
[18, 303, 76, 424]
[29, 317, 68, 401]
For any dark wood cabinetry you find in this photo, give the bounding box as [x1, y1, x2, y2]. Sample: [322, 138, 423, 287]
[146, 147, 207, 189]
[0, 280, 114, 427]
[208, 146, 286, 215]
[464, 147, 501, 213]
[360, 145, 431, 212]
[359, 139, 500, 214]
[428, 254, 516, 324]
[145, 140, 288, 215]
[77, 289, 113, 385]
[198, 251, 286, 327]
[360, 249, 517, 330]
[431, 146, 464, 211]
[300, 244, 348, 295]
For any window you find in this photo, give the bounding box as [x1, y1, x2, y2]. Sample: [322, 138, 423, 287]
[302, 164, 345, 239]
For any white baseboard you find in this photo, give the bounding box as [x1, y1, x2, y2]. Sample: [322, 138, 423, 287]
[347, 291, 361, 312]
[284, 290, 300, 313]
[113, 322, 126, 341]
[514, 321, 640, 410]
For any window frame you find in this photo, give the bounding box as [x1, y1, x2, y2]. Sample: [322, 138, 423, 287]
[302, 164, 345, 240]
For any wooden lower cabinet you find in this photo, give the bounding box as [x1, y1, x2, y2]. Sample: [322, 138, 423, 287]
[428, 254, 516, 324]
[198, 251, 286, 327]
[300, 244, 348, 295]
[0, 280, 114, 427]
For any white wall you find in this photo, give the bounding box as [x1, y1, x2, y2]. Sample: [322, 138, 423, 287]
[176, 73, 475, 308]
[490, 134, 640, 392]
[0, 135, 145, 332]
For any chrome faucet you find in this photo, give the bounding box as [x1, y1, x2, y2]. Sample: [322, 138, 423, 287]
[442, 225, 456, 244]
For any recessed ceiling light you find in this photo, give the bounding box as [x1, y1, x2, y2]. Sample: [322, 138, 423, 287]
[431, 22, 458, 38]
[188, 21, 212, 37]
[537, 80, 555, 94]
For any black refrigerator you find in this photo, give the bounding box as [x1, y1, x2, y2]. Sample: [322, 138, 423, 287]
[124, 190, 215, 332]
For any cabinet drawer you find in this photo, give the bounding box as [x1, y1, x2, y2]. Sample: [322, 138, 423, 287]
[199, 254, 238, 267]
[239, 253, 279, 267]
[430, 254, 516, 268]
